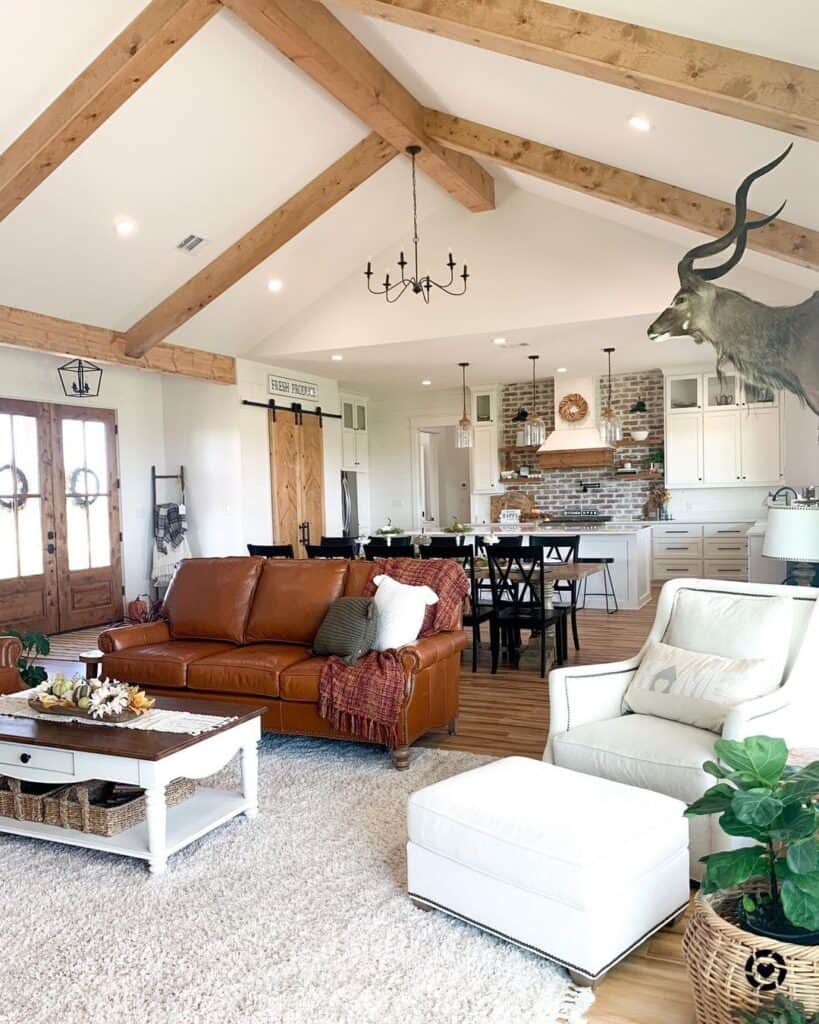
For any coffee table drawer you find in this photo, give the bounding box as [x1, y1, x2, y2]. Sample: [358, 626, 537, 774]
[0, 742, 75, 775]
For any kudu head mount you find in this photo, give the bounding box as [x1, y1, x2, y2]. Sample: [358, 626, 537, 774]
[648, 144, 819, 416]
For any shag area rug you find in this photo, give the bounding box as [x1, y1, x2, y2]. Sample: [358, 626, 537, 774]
[0, 737, 593, 1024]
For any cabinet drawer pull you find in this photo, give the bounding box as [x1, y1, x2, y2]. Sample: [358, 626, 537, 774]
[717, 546, 742, 551]
[20, 753, 31, 764]
[666, 546, 689, 551]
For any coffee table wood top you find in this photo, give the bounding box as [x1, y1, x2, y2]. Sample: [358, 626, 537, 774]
[0, 695, 267, 762]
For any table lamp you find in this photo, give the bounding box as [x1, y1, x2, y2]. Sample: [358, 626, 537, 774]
[763, 506, 819, 587]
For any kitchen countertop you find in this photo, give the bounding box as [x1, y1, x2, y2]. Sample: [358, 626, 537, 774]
[422, 522, 652, 536]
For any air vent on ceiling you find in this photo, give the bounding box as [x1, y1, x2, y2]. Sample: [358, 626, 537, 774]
[177, 234, 205, 253]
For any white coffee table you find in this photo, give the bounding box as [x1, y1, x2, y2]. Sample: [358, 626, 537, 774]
[0, 695, 265, 875]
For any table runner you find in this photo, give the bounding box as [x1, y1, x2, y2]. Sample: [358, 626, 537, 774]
[0, 691, 235, 736]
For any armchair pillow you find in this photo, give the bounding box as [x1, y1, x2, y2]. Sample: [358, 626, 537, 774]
[624, 639, 783, 731]
[313, 597, 378, 665]
[371, 574, 438, 651]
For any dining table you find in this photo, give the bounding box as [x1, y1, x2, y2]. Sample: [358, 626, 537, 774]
[472, 557, 607, 610]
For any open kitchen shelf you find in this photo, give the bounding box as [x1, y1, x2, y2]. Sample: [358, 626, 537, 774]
[498, 444, 541, 453]
[615, 436, 663, 447]
[613, 471, 664, 480]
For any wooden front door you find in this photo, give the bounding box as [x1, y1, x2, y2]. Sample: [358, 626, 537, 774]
[0, 399, 123, 635]
[268, 407, 325, 557]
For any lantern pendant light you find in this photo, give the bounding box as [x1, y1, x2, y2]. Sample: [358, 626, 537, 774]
[525, 354, 545, 447]
[600, 346, 623, 444]
[455, 362, 474, 449]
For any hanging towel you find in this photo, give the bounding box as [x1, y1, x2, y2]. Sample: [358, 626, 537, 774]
[152, 535, 192, 589]
[155, 502, 188, 553]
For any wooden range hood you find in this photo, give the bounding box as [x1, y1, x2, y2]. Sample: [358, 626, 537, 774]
[537, 446, 614, 470]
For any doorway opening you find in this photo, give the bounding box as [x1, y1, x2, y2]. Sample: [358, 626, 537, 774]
[0, 398, 123, 634]
[416, 424, 471, 530]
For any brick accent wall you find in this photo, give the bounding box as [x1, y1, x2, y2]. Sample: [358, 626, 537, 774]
[499, 370, 664, 521]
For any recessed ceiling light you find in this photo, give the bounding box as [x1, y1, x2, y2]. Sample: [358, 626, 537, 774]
[331, 354, 343, 362]
[267, 278, 284, 293]
[422, 379, 432, 386]
[492, 337, 507, 346]
[628, 115, 653, 133]
[556, 367, 568, 374]
[113, 216, 137, 238]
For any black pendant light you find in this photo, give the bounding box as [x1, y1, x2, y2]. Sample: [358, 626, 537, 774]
[58, 358, 103, 398]
[366, 146, 469, 304]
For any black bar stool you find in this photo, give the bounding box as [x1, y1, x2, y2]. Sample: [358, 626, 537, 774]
[577, 557, 619, 614]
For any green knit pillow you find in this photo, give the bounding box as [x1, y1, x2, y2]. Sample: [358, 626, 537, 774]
[313, 597, 378, 665]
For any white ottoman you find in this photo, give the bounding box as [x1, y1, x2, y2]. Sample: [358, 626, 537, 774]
[407, 757, 689, 985]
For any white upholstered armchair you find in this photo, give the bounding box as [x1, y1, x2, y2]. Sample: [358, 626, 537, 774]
[544, 579, 819, 877]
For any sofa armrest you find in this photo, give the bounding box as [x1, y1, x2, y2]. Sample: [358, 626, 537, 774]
[98, 621, 170, 654]
[722, 687, 807, 746]
[544, 656, 642, 762]
[401, 631, 469, 672]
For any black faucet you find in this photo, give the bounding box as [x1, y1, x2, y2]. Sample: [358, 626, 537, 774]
[769, 486, 798, 506]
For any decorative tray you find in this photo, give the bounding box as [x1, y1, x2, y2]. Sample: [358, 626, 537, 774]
[27, 698, 139, 724]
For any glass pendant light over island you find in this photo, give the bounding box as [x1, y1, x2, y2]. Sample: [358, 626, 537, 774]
[455, 362, 474, 449]
[524, 354, 545, 446]
[599, 346, 623, 444]
[365, 146, 469, 304]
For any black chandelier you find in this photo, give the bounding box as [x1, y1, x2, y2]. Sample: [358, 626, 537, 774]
[58, 358, 103, 398]
[365, 145, 469, 304]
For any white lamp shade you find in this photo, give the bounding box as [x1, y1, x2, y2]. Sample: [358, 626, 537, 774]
[763, 507, 819, 561]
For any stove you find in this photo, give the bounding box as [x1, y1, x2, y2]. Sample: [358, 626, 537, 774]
[543, 507, 612, 526]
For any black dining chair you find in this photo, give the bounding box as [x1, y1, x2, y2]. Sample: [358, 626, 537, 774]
[428, 534, 464, 547]
[485, 547, 568, 676]
[474, 534, 523, 555]
[529, 535, 581, 651]
[247, 543, 295, 559]
[321, 536, 355, 547]
[420, 542, 495, 673]
[305, 542, 355, 559]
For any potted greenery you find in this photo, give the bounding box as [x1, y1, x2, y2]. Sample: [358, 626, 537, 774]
[4, 629, 50, 687]
[737, 995, 819, 1024]
[682, 736, 819, 1023]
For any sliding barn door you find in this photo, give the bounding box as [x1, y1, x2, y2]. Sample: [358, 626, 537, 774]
[268, 409, 325, 557]
[0, 399, 59, 633]
[52, 406, 123, 631]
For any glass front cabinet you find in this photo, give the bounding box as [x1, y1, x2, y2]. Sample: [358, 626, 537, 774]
[341, 395, 368, 472]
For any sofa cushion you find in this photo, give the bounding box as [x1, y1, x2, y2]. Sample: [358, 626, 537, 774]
[624, 639, 782, 732]
[164, 557, 264, 644]
[313, 597, 377, 664]
[280, 656, 329, 702]
[102, 641, 232, 689]
[245, 560, 349, 645]
[187, 643, 312, 698]
[552, 713, 717, 804]
[371, 574, 438, 651]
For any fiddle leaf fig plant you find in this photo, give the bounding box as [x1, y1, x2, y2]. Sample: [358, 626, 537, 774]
[4, 628, 50, 687]
[686, 736, 819, 936]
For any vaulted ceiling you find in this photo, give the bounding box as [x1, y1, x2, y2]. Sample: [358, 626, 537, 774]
[1, 0, 817, 389]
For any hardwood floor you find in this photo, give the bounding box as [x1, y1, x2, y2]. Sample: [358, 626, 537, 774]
[423, 590, 696, 1024]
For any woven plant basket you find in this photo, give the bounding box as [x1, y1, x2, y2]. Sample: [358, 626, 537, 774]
[0, 776, 66, 822]
[683, 889, 819, 1023]
[43, 778, 195, 837]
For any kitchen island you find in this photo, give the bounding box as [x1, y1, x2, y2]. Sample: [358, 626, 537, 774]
[420, 522, 653, 610]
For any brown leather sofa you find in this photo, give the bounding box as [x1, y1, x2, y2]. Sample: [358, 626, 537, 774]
[0, 635, 23, 694]
[98, 557, 467, 768]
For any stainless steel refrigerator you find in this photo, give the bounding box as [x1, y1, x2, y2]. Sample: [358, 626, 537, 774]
[341, 471, 360, 539]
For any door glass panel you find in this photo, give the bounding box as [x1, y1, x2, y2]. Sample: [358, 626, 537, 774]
[0, 509, 16, 579]
[88, 496, 111, 568]
[706, 374, 738, 407]
[66, 499, 90, 571]
[356, 404, 366, 431]
[0, 415, 12, 488]
[669, 377, 699, 410]
[12, 415, 40, 494]
[17, 498, 43, 577]
[83, 420, 107, 490]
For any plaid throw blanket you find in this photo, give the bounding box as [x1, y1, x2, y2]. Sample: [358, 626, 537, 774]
[155, 503, 188, 554]
[318, 558, 469, 747]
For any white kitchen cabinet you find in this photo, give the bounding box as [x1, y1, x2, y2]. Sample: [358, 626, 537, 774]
[340, 395, 368, 471]
[666, 414, 703, 486]
[664, 370, 783, 488]
[652, 522, 752, 582]
[702, 411, 741, 485]
[471, 424, 501, 494]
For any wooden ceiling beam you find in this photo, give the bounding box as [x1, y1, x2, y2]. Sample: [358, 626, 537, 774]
[123, 132, 396, 357]
[334, 0, 819, 140]
[0, 0, 221, 223]
[424, 110, 819, 271]
[222, 0, 494, 212]
[0, 305, 236, 384]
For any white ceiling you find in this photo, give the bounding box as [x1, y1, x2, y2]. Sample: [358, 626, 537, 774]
[1, 0, 817, 384]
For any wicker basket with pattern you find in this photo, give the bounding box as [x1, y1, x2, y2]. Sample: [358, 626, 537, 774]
[0, 776, 66, 822]
[683, 889, 819, 1023]
[43, 778, 196, 837]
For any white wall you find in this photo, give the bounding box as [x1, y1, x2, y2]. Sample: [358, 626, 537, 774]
[161, 358, 342, 556]
[0, 345, 165, 599]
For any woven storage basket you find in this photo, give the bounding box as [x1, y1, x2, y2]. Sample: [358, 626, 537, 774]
[43, 778, 195, 837]
[683, 890, 819, 1023]
[0, 776, 66, 823]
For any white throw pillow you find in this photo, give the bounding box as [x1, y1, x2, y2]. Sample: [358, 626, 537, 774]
[624, 639, 783, 732]
[371, 574, 439, 652]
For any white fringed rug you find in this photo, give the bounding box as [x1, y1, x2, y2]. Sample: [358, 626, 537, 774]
[0, 737, 593, 1024]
